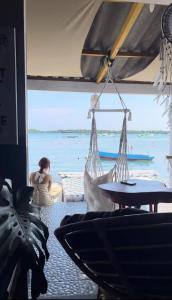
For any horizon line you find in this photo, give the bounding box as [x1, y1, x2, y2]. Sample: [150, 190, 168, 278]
[28, 128, 169, 132]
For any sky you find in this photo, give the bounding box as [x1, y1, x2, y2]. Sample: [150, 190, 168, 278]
[28, 90, 168, 131]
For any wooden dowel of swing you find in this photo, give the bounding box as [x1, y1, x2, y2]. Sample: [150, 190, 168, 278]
[166, 155, 172, 159]
[89, 109, 130, 113]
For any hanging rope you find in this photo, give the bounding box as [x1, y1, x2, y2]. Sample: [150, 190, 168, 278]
[85, 111, 104, 180]
[112, 112, 129, 182]
[153, 37, 172, 119]
[85, 67, 130, 183]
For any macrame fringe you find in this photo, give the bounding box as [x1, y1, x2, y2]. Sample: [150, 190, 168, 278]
[153, 37, 172, 121]
[85, 111, 129, 183]
[85, 112, 104, 180]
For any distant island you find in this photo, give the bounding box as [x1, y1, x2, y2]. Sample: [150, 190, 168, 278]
[28, 129, 169, 134]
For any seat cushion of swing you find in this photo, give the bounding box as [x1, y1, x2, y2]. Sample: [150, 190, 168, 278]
[84, 168, 116, 211]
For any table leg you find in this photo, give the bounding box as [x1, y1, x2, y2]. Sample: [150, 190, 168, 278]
[154, 203, 158, 213]
[149, 204, 153, 212]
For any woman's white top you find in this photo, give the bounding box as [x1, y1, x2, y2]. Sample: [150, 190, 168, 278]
[32, 172, 53, 206]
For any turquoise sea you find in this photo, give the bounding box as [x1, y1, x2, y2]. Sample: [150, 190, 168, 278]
[28, 132, 170, 183]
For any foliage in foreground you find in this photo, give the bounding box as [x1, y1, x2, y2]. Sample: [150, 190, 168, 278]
[0, 179, 49, 299]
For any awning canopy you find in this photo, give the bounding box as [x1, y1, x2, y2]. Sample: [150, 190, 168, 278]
[26, 0, 170, 93]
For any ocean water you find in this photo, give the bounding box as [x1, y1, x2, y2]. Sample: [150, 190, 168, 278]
[28, 132, 170, 183]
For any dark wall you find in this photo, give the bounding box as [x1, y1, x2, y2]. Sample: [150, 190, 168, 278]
[0, 0, 27, 191]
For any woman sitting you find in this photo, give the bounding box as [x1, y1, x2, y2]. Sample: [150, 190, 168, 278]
[30, 157, 53, 206]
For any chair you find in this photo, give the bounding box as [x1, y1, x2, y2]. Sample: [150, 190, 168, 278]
[54, 212, 172, 299]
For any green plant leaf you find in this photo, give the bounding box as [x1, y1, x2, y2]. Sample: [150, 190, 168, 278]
[0, 179, 49, 299]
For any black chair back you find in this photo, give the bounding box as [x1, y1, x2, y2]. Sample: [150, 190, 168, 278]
[55, 213, 172, 299]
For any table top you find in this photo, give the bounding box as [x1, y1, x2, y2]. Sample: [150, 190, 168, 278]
[99, 179, 172, 195]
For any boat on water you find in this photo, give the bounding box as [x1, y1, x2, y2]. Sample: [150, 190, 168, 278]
[137, 133, 154, 137]
[99, 151, 154, 161]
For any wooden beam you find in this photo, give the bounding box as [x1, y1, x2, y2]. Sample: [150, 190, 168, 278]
[82, 50, 107, 57]
[96, 2, 144, 83]
[27, 76, 161, 95]
[82, 49, 156, 58]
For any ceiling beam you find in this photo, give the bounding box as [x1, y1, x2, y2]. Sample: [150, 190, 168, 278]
[105, 0, 169, 5]
[27, 76, 160, 95]
[96, 2, 144, 83]
[82, 49, 156, 58]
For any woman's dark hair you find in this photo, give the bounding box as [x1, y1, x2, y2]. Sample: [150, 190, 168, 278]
[38, 157, 50, 172]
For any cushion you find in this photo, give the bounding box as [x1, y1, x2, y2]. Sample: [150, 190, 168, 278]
[60, 207, 148, 226]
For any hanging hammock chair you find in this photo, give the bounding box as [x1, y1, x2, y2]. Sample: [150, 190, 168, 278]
[84, 73, 131, 211]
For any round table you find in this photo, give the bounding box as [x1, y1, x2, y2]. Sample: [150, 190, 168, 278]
[99, 179, 172, 212]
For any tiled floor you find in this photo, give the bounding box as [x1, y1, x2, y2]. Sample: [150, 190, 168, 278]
[40, 202, 98, 298]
